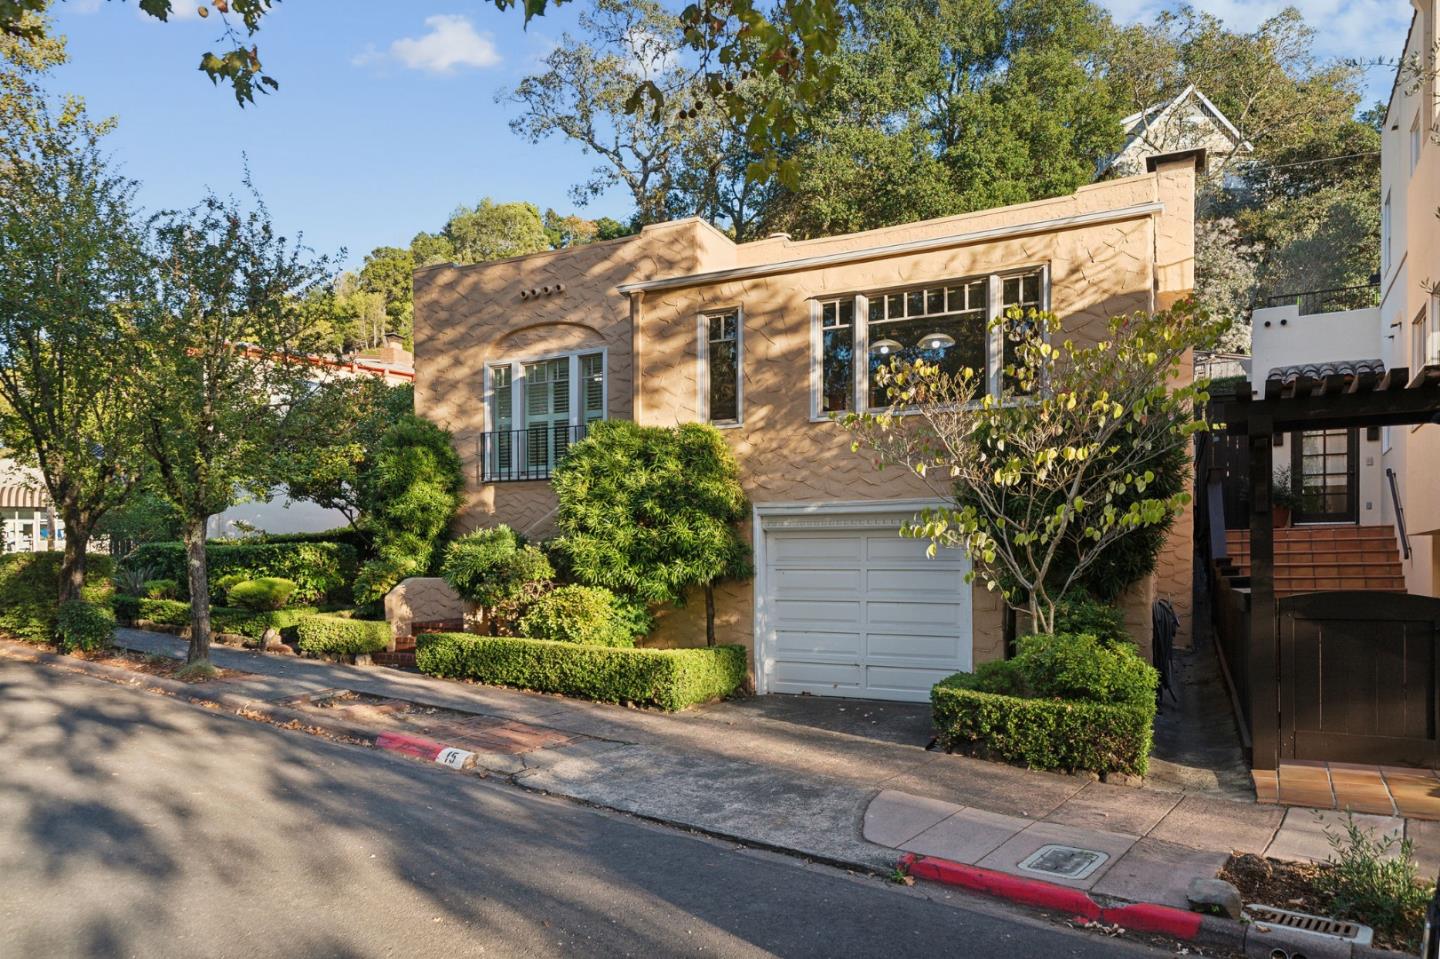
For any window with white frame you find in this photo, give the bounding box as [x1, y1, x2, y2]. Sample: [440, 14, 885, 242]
[1382, 191, 1392, 276]
[813, 267, 1047, 415]
[702, 309, 741, 424]
[485, 350, 605, 480]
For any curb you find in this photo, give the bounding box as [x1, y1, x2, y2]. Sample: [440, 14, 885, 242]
[900, 853, 1241, 951]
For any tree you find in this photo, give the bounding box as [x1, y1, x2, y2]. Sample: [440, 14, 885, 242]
[442, 198, 550, 263]
[844, 301, 1224, 634]
[551, 420, 751, 646]
[136, 187, 333, 664]
[0, 34, 148, 605]
[358, 245, 415, 344]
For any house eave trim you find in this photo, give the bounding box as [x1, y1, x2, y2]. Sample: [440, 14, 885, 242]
[616, 202, 1165, 295]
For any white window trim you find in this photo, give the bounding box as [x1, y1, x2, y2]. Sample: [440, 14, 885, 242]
[482, 348, 608, 481]
[698, 307, 744, 428]
[808, 265, 1050, 418]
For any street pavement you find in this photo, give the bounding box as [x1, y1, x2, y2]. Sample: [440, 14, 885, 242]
[0, 659, 1172, 959]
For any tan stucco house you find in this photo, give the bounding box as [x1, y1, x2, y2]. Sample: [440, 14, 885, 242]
[412, 152, 1200, 702]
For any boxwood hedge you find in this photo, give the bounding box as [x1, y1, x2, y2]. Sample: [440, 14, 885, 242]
[296, 614, 392, 656]
[0, 553, 113, 642]
[115, 596, 315, 642]
[416, 632, 746, 711]
[129, 541, 357, 604]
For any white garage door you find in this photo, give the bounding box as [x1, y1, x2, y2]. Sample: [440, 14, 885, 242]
[760, 523, 972, 702]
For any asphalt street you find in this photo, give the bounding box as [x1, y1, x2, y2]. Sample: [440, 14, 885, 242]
[0, 660, 1174, 958]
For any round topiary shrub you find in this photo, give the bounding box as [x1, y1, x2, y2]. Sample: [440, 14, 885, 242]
[440, 526, 553, 631]
[226, 577, 298, 611]
[143, 578, 180, 600]
[209, 571, 248, 603]
[516, 585, 647, 647]
[55, 599, 115, 653]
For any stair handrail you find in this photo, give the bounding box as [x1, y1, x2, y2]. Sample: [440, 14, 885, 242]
[1386, 467, 1413, 561]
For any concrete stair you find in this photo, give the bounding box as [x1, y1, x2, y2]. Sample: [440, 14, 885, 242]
[1223, 525, 1407, 597]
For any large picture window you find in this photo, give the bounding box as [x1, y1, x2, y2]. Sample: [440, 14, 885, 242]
[485, 349, 605, 481]
[702, 309, 742, 424]
[813, 267, 1047, 415]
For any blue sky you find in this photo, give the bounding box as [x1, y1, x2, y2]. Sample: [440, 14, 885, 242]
[47, 0, 1413, 269]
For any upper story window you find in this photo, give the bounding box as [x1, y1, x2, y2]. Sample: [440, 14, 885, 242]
[1382, 191, 1392, 276]
[812, 267, 1047, 416]
[701, 309, 742, 425]
[485, 349, 605, 481]
[1416, 301, 1440, 371]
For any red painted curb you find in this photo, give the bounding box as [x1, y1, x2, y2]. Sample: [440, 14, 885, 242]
[375, 731, 445, 761]
[901, 854, 1203, 940]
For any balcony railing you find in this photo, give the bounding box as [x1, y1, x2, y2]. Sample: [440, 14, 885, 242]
[478, 423, 589, 482]
[1263, 282, 1380, 316]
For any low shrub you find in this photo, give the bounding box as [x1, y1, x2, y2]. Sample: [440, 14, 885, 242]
[0, 553, 114, 642]
[416, 632, 746, 711]
[1053, 594, 1129, 647]
[295, 614, 392, 656]
[55, 599, 115, 653]
[143, 578, 181, 600]
[211, 606, 317, 642]
[1320, 814, 1434, 941]
[209, 572, 248, 603]
[440, 527, 552, 630]
[121, 596, 191, 628]
[226, 577, 297, 611]
[517, 585, 644, 647]
[934, 632, 1158, 776]
[130, 541, 357, 604]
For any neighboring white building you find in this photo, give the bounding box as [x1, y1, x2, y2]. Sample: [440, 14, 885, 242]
[1100, 84, 1253, 180]
[0, 459, 61, 554]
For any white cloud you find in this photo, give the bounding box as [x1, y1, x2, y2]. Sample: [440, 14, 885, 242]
[359, 15, 502, 75]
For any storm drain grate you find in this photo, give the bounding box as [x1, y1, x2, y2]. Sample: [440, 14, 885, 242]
[1016, 845, 1109, 880]
[1245, 904, 1373, 945]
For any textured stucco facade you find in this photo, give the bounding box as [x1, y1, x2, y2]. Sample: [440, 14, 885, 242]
[413, 156, 1199, 675]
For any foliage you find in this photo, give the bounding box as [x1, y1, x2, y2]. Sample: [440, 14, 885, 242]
[1319, 814, 1434, 941]
[439, 526, 553, 629]
[210, 605, 316, 642]
[143, 579, 180, 600]
[0, 552, 113, 643]
[1004, 632, 1157, 707]
[552, 420, 750, 645]
[174, 661, 219, 682]
[517, 585, 648, 647]
[443, 198, 550, 263]
[112, 563, 158, 598]
[1272, 466, 1303, 512]
[1193, 215, 1260, 351]
[54, 599, 115, 653]
[845, 302, 1221, 633]
[225, 577, 297, 611]
[129, 541, 357, 605]
[931, 675, 1154, 776]
[116, 596, 189, 628]
[1053, 594, 1129, 647]
[353, 414, 465, 605]
[95, 491, 184, 559]
[0, 43, 148, 604]
[295, 614, 392, 657]
[136, 183, 335, 665]
[416, 632, 747, 711]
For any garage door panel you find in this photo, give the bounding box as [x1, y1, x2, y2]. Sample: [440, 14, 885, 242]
[773, 599, 861, 626]
[770, 660, 862, 690]
[864, 535, 965, 564]
[771, 534, 863, 564]
[867, 632, 965, 662]
[773, 630, 861, 657]
[867, 600, 965, 628]
[864, 665, 959, 696]
[773, 567, 862, 594]
[866, 567, 965, 594]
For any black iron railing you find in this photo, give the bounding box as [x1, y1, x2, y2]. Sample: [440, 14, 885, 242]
[1387, 466, 1412, 560]
[1264, 282, 1381, 315]
[477, 423, 589, 482]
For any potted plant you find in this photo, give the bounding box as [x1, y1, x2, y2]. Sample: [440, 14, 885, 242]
[1272, 466, 1301, 528]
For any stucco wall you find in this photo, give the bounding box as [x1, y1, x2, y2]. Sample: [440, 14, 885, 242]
[413, 157, 1198, 664]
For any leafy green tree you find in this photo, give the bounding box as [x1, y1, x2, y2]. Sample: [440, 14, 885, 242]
[442, 198, 550, 264]
[136, 187, 333, 664]
[409, 230, 455, 267]
[845, 301, 1224, 634]
[353, 414, 465, 606]
[0, 35, 148, 603]
[359, 245, 416, 344]
[542, 209, 600, 249]
[552, 420, 751, 646]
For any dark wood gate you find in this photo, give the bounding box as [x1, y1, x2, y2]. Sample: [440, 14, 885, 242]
[1279, 592, 1440, 766]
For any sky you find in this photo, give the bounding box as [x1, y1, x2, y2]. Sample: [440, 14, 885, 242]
[45, 0, 1415, 270]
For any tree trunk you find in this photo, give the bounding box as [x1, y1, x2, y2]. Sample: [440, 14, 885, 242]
[183, 517, 212, 664]
[56, 509, 89, 605]
[704, 584, 715, 647]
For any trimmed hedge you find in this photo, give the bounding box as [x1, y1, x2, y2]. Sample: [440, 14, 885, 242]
[295, 614, 392, 656]
[56, 599, 115, 653]
[129, 541, 357, 604]
[114, 596, 315, 642]
[226, 577, 297, 611]
[0, 553, 113, 642]
[416, 632, 746, 711]
[932, 679, 1155, 777]
[115, 596, 189, 627]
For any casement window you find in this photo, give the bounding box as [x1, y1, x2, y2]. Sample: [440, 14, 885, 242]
[700, 309, 742, 425]
[484, 349, 605, 481]
[812, 267, 1048, 416]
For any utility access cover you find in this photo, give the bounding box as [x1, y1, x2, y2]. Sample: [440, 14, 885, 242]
[1017, 845, 1109, 880]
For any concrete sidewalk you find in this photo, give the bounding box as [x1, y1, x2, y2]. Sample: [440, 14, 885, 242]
[108, 628, 1440, 892]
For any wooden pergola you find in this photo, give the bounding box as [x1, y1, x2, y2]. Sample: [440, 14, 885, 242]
[1220, 361, 1440, 770]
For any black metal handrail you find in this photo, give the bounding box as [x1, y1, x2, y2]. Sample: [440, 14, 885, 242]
[1263, 282, 1380, 315]
[477, 423, 589, 482]
[1386, 467, 1412, 560]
